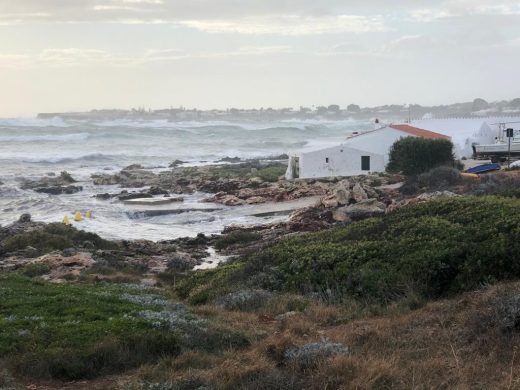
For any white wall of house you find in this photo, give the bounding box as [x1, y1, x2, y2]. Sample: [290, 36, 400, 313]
[344, 127, 419, 164]
[286, 144, 385, 179]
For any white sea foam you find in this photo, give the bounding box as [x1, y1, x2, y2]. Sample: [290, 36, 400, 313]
[0, 117, 71, 128]
[0, 132, 90, 142]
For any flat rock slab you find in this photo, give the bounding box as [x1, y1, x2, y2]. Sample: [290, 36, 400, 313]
[122, 197, 184, 205]
[248, 196, 321, 217]
[126, 208, 222, 219]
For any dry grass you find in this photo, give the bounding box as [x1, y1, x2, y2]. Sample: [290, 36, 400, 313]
[122, 282, 520, 389]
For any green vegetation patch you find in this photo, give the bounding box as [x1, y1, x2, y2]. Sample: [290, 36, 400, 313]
[1, 223, 117, 256]
[181, 197, 520, 304]
[214, 230, 262, 250]
[0, 274, 250, 381]
[0, 275, 180, 380]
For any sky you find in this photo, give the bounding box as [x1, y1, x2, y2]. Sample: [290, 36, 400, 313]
[0, 0, 520, 117]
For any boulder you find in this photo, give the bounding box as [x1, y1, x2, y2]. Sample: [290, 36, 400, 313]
[352, 183, 368, 203]
[321, 195, 338, 208]
[118, 192, 153, 201]
[219, 195, 246, 206]
[332, 208, 351, 223]
[335, 199, 386, 221]
[245, 196, 267, 204]
[148, 186, 169, 195]
[334, 187, 351, 206]
[18, 214, 31, 223]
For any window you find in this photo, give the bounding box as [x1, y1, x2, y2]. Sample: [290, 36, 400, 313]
[325, 157, 329, 163]
[361, 156, 370, 171]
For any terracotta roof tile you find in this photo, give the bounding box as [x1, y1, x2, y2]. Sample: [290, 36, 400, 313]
[389, 124, 450, 140]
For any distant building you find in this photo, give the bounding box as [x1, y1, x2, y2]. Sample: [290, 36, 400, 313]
[285, 124, 450, 179]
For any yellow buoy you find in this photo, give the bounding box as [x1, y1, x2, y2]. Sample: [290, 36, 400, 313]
[74, 211, 83, 222]
[63, 215, 71, 225]
[85, 210, 92, 219]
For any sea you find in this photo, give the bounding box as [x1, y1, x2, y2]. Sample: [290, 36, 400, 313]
[0, 117, 372, 241]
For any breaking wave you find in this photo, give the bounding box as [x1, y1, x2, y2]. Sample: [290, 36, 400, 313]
[0, 132, 90, 142]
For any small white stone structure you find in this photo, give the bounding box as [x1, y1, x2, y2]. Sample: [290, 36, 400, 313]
[285, 124, 450, 179]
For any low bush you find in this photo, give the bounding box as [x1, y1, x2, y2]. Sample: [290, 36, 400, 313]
[387, 137, 456, 175]
[214, 230, 262, 251]
[180, 197, 520, 304]
[21, 263, 50, 277]
[255, 165, 287, 182]
[1, 223, 117, 256]
[401, 166, 464, 195]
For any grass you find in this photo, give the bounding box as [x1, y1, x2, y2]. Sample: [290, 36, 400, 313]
[0, 274, 180, 380]
[124, 282, 520, 389]
[0, 274, 250, 382]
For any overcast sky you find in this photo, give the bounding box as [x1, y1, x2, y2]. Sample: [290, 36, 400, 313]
[1, 0, 519, 116]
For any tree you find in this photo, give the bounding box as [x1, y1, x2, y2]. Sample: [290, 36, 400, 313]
[347, 104, 361, 113]
[327, 104, 340, 113]
[386, 137, 456, 175]
[472, 98, 489, 112]
[509, 98, 520, 109]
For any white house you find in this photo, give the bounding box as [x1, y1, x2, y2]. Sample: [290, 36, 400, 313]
[285, 124, 450, 179]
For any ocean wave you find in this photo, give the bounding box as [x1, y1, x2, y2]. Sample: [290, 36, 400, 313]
[8, 153, 125, 164]
[0, 117, 71, 128]
[0, 132, 90, 142]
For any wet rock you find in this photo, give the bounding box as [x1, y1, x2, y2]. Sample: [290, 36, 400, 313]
[59, 171, 76, 183]
[169, 159, 185, 167]
[118, 192, 153, 201]
[21, 172, 80, 195]
[284, 341, 349, 369]
[95, 193, 112, 200]
[18, 214, 31, 223]
[148, 186, 169, 195]
[34, 185, 83, 195]
[218, 156, 242, 163]
[122, 164, 144, 171]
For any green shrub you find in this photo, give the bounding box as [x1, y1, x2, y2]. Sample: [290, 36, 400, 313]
[21, 263, 50, 277]
[214, 231, 261, 250]
[1, 223, 117, 256]
[400, 166, 463, 195]
[387, 137, 456, 175]
[183, 197, 520, 304]
[255, 165, 287, 182]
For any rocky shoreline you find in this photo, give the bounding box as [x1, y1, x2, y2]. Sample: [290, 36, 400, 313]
[0, 159, 475, 284]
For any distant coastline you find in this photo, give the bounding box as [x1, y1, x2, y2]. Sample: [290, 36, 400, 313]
[36, 97, 520, 122]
